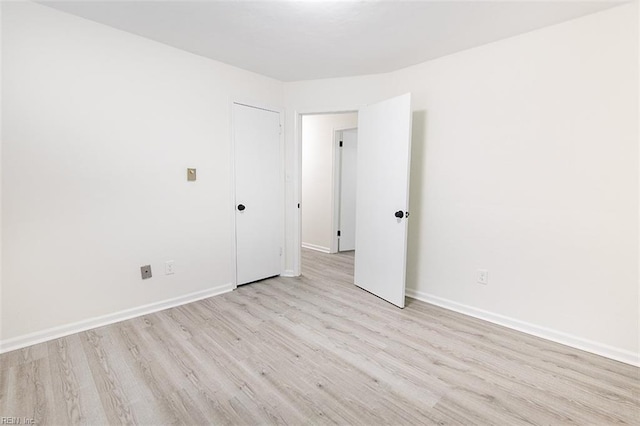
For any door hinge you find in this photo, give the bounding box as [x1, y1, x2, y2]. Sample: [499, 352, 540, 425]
[279, 124, 282, 135]
[337, 230, 341, 237]
[339, 141, 343, 147]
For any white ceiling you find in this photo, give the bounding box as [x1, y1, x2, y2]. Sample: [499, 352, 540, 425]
[41, 1, 626, 82]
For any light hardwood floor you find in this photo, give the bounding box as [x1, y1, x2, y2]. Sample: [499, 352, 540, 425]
[1, 249, 638, 425]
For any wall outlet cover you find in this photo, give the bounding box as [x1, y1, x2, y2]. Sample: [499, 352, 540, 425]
[165, 260, 175, 275]
[141, 265, 152, 279]
[477, 269, 488, 285]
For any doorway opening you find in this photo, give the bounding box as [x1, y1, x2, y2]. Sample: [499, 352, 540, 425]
[293, 93, 413, 308]
[299, 112, 358, 274]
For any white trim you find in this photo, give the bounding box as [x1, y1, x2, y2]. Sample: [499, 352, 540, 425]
[0, 283, 234, 354]
[280, 269, 296, 277]
[636, 1, 640, 349]
[294, 106, 362, 276]
[405, 289, 640, 367]
[232, 98, 282, 115]
[293, 110, 302, 276]
[301, 242, 331, 253]
[230, 101, 239, 288]
[276, 108, 286, 275]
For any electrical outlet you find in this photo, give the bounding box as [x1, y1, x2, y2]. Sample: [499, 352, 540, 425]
[141, 265, 152, 279]
[165, 260, 175, 275]
[477, 269, 488, 285]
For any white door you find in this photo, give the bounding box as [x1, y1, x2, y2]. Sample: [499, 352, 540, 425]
[338, 129, 358, 252]
[233, 103, 282, 285]
[354, 93, 412, 308]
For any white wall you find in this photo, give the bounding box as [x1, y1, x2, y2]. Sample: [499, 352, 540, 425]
[1, 2, 283, 344]
[0, 2, 4, 342]
[301, 113, 358, 252]
[285, 3, 639, 364]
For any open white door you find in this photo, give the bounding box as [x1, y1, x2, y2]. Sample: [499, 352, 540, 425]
[354, 93, 412, 308]
[233, 103, 282, 285]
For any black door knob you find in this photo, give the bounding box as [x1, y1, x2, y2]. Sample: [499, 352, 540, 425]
[237, 204, 246, 211]
[395, 210, 404, 219]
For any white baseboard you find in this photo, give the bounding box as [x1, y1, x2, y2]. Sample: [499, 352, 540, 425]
[0, 283, 234, 354]
[301, 243, 331, 253]
[405, 289, 639, 367]
[281, 269, 297, 277]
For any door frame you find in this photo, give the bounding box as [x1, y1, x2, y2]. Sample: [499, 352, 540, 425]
[231, 99, 285, 288]
[293, 106, 361, 276]
[331, 127, 358, 253]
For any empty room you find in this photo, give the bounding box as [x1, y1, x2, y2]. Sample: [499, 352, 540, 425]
[1, 0, 639, 425]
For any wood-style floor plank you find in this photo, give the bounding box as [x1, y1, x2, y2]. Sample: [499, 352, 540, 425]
[1, 248, 638, 425]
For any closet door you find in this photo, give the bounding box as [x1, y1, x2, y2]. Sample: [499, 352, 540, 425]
[233, 103, 282, 285]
